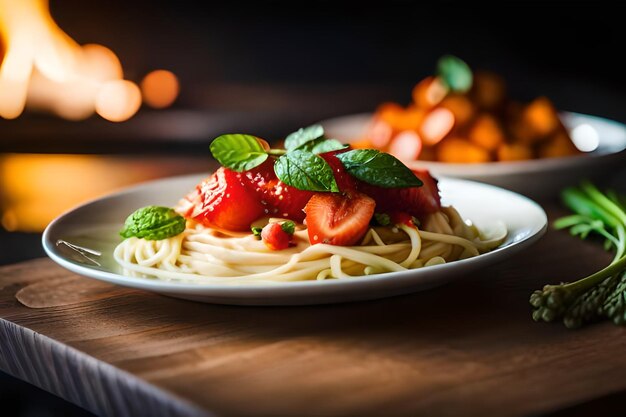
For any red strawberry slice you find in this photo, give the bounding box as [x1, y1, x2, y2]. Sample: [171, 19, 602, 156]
[358, 169, 441, 220]
[304, 191, 375, 246]
[241, 158, 276, 193]
[262, 179, 315, 222]
[389, 211, 415, 227]
[243, 159, 314, 222]
[411, 168, 441, 211]
[318, 148, 357, 192]
[177, 167, 265, 231]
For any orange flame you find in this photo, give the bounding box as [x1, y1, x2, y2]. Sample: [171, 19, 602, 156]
[0, 0, 177, 122]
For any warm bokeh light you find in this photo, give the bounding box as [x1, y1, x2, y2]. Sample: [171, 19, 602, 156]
[141, 69, 180, 109]
[0, 0, 176, 121]
[79, 44, 124, 82]
[95, 80, 142, 122]
[0, 154, 125, 231]
[0, 154, 207, 232]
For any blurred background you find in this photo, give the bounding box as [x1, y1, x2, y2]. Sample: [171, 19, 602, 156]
[1, 1, 624, 415]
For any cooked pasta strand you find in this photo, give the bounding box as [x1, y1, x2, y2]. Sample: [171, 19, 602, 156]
[113, 206, 506, 283]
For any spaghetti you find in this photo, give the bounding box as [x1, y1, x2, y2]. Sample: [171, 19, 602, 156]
[113, 206, 506, 284]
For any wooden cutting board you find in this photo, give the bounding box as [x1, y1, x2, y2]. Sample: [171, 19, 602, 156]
[1, 204, 624, 417]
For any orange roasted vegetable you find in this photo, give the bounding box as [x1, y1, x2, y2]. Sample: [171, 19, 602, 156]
[471, 71, 506, 111]
[412, 76, 448, 109]
[469, 114, 505, 151]
[497, 142, 533, 161]
[367, 56, 580, 164]
[437, 137, 491, 163]
[388, 130, 422, 163]
[440, 94, 475, 128]
[523, 97, 560, 139]
[538, 130, 580, 158]
[420, 107, 455, 146]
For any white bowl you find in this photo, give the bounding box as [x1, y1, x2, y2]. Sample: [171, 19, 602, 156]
[321, 111, 626, 198]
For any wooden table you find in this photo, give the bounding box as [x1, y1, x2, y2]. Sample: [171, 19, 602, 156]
[1, 202, 624, 417]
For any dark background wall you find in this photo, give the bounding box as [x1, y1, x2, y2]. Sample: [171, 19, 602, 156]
[49, 0, 626, 122]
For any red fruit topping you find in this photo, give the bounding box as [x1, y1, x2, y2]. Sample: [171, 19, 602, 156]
[358, 169, 441, 220]
[411, 168, 442, 211]
[263, 180, 315, 222]
[261, 222, 293, 251]
[304, 191, 375, 246]
[241, 158, 276, 189]
[389, 212, 415, 227]
[178, 167, 265, 231]
[243, 159, 314, 222]
[318, 148, 357, 192]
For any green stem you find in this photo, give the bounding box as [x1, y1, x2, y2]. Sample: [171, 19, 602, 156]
[613, 225, 626, 263]
[562, 188, 620, 229]
[581, 181, 626, 226]
[267, 149, 287, 156]
[553, 214, 591, 229]
[608, 190, 626, 212]
[554, 214, 620, 250]
[596, 226, 621, 253]
[559, 253, 626, 294]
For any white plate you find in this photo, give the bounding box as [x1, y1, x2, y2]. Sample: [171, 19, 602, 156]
[42, 174, 547, 306]
[322, 111, 626, 198]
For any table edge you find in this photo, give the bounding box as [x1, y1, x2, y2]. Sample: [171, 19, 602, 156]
[0, 318, 212, 417]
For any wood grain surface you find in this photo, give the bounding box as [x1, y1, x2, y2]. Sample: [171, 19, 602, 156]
[1, 204, 625, 417]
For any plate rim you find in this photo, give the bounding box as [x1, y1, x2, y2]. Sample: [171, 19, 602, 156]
[42, 174, 548, 295]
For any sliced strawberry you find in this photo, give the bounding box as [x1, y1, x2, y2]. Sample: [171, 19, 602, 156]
[178, 167, 265, 231]
[263, 179, 315, 222]
[357, 169, 441, 220]
[318, 148, 357, 192]
[261, 222, 293, 251]
[389, 211, 415, 227]
[304, 191, 375, 246]
[411, 168, 442, 212]
[243, 159, 314, 222]
[241, 158, 276, 193]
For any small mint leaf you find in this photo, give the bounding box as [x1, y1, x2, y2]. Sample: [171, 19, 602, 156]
[210, 134, 268, 172]
[311, 139, 347, 154]
[274, 150, 339, 192]
[295, 137, 347, 154]
[437, 54, 473, 93]
[251, 226, 263, 239]
[284, 125, 325, 151]
[281, 220, 296, 235]
[336, 149, 422, 188]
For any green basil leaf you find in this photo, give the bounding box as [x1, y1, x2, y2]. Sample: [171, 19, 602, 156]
[437, 54, 473, 93]
[281, 220, 296, 235]
[292, 137, 325, 152]
[295, 137, 347, 154]
[120, 206, 186, 241]
[274, 150, 339, 192]
[336, 149, 423, 188]
[210, 134, 268, 172]
[284, 124, 325, 151]
[251, 226, 263, 239]
[310, 138, 348, 154]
